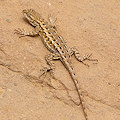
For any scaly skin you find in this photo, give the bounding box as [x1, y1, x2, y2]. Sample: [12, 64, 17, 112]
[15, 9, 98, 120]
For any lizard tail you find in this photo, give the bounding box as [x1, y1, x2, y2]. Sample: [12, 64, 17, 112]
[67, 65, 88, 120]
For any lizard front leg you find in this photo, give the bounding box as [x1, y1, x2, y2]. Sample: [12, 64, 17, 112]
[39, 53, 60, 79]
[14, 26, 40, 37]
[69, 47, 98, 67]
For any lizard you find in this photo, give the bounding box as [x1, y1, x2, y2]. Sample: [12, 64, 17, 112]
[15, 9, 98, 120]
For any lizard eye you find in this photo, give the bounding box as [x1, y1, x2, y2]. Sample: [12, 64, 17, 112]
[29, 9, 34, 13]
[30, 9, 33, 11]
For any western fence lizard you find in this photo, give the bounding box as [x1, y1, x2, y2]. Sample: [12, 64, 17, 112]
[15, 9, 97, 120]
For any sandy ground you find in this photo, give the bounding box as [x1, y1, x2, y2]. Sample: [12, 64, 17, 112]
[0, 0, 120, 120]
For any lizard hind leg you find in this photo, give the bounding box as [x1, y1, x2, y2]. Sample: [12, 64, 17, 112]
[39, 53, 60, 79]
[69, 47, 98, 67]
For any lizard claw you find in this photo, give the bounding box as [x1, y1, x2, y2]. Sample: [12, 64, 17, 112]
[81, 53, 98, 62]
[39, 66, 48, 79]
[80, 54, 98, 67]
[85, 53, 98, 62]
[39, 66, 55, 80]
[14, 28, 26, 38]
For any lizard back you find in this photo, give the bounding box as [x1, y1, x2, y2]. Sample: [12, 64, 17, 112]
[23, 9, 72, 65]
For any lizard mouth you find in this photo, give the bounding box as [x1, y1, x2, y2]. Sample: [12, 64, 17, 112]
[22, 9, 37, 27]
[22, 9, 27, 13]
[22, 9, 32, 21]
[23, 9, 35, 21]
[22, 9, 34, 15]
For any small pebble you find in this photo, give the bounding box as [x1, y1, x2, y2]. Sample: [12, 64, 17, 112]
[14, 83, 17, 86]
[6, 19, 11, 23]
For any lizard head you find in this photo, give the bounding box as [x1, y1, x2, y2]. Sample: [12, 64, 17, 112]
[23, 9, 40, 26]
